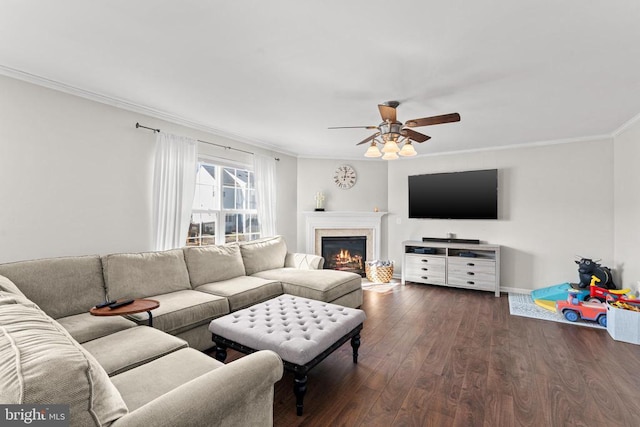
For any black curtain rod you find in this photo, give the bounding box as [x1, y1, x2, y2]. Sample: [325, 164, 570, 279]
[135, 122, 279, 161]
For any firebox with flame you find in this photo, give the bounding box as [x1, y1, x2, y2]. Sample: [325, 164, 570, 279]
[332, 248, 363, 270]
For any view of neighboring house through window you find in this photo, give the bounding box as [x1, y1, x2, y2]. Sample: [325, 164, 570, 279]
[187, 162, 260, 245]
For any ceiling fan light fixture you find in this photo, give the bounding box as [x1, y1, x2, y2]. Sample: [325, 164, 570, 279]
[381, 139, 400, 153]
[398, 140, 417, 157]
[364, 141, 382, 157]
[382, 151, 399, 160]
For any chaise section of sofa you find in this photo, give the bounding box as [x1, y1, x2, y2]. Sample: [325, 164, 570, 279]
[238, 235, 364, 308]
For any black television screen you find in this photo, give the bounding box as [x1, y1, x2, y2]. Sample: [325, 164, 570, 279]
[408, 169, 498, 219]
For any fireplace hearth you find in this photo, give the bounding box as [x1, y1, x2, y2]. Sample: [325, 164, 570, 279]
[321, 236, 366, 276]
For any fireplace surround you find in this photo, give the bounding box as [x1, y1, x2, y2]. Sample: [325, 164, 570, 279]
[303, 211, 387, 264]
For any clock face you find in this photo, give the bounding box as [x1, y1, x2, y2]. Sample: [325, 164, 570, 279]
[334, 165, 357, 189]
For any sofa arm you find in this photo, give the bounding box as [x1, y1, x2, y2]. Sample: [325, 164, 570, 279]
[112, 350, 284, 427]
[285, 252, 324, 269]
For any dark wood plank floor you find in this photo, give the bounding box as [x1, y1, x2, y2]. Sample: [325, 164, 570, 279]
[226, 284, 640, 426]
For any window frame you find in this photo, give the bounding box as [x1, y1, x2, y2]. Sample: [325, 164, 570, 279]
[187, 159, 260, 246]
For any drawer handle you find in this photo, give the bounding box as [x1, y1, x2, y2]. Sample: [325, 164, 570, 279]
[467, 262, 475, 266]
[421, 259, 429, 263]
[421, 267, 428, 271]
[421, 276, 428, 280]
[467, 281, 475, 285]
[467, 272, 475, 276]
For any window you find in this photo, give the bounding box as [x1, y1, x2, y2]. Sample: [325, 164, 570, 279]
[186, 163, 260, 246]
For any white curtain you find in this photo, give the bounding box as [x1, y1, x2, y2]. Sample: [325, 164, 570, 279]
[152, 132, 198, 250]
[253, 154, 277, 237]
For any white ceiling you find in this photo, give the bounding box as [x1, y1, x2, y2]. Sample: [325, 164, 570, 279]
[2, 1, 640, 158]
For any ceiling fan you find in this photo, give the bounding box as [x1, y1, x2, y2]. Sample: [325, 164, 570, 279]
[329, 101, 460, 159]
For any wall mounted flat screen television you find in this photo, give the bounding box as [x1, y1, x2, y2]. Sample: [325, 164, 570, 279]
[408, 169, 498, 219]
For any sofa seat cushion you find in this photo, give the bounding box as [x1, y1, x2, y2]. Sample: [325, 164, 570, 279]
[0, 299, 128, 426]
[83, 327, 188, 376]
[183, 243, 246, 286]
[239, 236, 287, 275]
[102, 249, 191, 300]
[195, 276, 283, 311]
[57, 312, 137, 343]
[252, 268, 362, 303]
[111, 348, 224, 411]
[125, 290, 229, 335]
[0, 255, 106, 319]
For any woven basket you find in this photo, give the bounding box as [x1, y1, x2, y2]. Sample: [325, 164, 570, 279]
[365, 263, 394, 283]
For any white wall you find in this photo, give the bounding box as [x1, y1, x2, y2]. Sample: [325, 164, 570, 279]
[0, 75, 297, 262]
[295, 158, 388, 256]
[386, 139, 615, 292]
[614, 118, 640, 292]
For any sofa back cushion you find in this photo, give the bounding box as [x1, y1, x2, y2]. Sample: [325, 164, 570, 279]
[183, 243, 246, 287]
[102, 249, 191, 300]
[0, 256, 106, 319]
[0, 293, 128, 425]
[239, 236, 288, 276]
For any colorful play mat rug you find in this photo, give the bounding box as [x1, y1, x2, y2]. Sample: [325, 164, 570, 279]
[508, 293, 604, 329]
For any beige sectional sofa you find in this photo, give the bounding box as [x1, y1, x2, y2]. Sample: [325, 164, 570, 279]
[0, 236, 363, 426]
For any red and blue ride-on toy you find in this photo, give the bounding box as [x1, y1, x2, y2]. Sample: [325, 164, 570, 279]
[556, 289, 607, 327]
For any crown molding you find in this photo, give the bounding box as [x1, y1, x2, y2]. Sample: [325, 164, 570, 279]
[0, 64, 298, 158]
[612, 111, 640, 137]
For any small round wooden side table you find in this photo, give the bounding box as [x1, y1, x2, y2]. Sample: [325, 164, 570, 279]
[90, 299, 160, 327]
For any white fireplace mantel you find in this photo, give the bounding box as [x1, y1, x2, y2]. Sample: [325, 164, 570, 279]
[303, 211, 387, 259]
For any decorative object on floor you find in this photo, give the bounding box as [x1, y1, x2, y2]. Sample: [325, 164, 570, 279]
[575, 257, 616, 289]
[365, 260, 394, 283]
[314, 191, 325, 211]
[508, 293, 604, 329]
[328, 101, 460, 160]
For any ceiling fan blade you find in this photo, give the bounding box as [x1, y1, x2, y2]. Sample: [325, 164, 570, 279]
[328, 125, 378, 129]
[378, 103, 397, 122]
[356, 133, 380, 146]
[405, 113, 461, 128]
[403, 128, 431, 143]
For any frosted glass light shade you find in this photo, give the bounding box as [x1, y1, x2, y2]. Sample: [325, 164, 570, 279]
[398, 142, 417, 156]
[364, 143, 382, 157]
[381, 140, 400, 153]
[382, 151, 399, 160]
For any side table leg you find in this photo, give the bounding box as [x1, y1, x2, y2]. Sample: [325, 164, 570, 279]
[293, 373, 307, 416]
[214, 343, 227, 362]
[146, 310, 153, 327]
[351, 333, 361, 364]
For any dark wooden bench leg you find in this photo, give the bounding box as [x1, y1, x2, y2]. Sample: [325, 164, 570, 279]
[293, 373, 307, 416]
[351, 333, 361, 364]
[214, 343, 227, 362]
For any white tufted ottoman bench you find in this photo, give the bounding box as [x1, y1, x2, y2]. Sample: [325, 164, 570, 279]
[208, 294, 366, 415]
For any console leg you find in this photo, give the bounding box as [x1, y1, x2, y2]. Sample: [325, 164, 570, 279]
[293, 373, 307, 416]
[214, 343, 227, 362]
[351, 333, 361, 364]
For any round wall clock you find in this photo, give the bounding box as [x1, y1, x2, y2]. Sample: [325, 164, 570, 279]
[333, 165, 357, 189]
